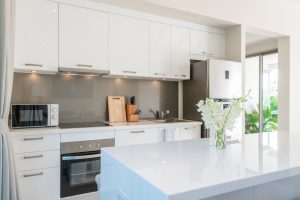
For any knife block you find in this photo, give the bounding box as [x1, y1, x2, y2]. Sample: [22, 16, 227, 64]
[126, 104, 139, 122]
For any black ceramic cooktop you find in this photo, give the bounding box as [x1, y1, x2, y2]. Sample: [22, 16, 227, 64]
[59, 121, 111, 129]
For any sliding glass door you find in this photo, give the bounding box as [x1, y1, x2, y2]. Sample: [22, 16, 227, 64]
[245, 52, 278, 134]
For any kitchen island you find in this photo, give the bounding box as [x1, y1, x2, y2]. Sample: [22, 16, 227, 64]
[100, 132, 300, 200]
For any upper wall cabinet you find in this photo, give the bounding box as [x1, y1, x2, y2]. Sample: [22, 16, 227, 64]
[150, 22, 171, 78]
[59, 4, 109, 71]
[171, 26, 190, 80]
[15, 0, 58, 74]
[109, 14, 150, 77]
[190, 29, 225, 59]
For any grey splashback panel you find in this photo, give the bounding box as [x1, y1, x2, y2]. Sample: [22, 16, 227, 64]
[11, 73, 178, 123]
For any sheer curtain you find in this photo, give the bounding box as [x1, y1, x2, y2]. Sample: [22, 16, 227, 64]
[0, 0, 18, 199]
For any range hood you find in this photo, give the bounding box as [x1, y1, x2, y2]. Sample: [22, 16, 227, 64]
[58, 67, 110, 76]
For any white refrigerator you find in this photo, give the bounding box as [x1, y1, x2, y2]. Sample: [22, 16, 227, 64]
[183, 59, 242, 141]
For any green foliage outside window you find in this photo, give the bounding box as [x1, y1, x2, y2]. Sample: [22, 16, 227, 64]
[245, 96, 278, 134]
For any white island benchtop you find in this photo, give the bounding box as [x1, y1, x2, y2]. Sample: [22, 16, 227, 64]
[101, 132, 300, 200]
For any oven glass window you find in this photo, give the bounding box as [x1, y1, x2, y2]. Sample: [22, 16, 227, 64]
[61, 151, 100, 198]
[69, 159, 100, 186]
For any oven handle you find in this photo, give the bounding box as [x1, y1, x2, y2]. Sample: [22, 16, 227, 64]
[62, 154, 100, 161]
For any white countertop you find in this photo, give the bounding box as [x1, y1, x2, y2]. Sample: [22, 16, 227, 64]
[102, 132, 300, 199]
[9, 120, 202, 136]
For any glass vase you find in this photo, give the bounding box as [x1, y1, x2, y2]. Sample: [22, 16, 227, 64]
[215, 129, 226, 149]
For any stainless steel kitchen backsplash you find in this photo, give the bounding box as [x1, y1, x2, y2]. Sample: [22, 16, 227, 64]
[11, 73, 178, 123]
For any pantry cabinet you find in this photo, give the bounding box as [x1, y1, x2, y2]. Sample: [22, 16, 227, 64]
[109, 14, 150, 77]
[15, 0, 58, 74]
[59, 4, 109, 71]
[171, 26, 190, 80]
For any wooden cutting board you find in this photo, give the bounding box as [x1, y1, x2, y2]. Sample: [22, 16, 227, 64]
[108, 96, 127, 122]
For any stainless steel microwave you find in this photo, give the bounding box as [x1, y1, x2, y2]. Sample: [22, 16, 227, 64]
[11, 104, 59, 128]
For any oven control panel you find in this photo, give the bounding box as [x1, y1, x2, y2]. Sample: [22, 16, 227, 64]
[61, 138, 115, 154]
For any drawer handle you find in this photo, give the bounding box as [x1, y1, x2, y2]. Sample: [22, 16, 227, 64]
[23, 137, 44, 141]
[25, 63, 43, 67]
[154, 73, 166, 76]
[23, 154, 43, 159]
[131, 130, 145, 134]
[184, 127, 194, 130]
[77, 64, 93, 68]
[23, 172, 43, 178]
[174, 74, 186, 78]
[123, 71, 137, 74]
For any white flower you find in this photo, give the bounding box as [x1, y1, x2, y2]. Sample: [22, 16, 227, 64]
[196, 96, 247, 131]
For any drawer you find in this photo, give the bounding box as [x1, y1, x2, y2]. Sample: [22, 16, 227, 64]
[17, 167, 60, 200]
[15, 150, 60, 172]
[115, 128, 159, 146]
[180, 126, 200, 140]
[12, 134, 60, 153]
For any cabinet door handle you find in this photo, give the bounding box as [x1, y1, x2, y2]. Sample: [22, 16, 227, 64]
[25, 63, 43, 67]
[23, 137, 44, 141]
[23, 154, 43, 159]
[131, 130, 145, 134]
[77, 64, 93, 68]
[23, 172, 43, 178]
[123, 71, 137, 74]
[174, 74, 186, 78]
[154, 73, 166, 76]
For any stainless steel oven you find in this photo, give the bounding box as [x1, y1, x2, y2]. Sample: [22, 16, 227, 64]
[60, 138, 115, 198]
[11, 104, 59, 128]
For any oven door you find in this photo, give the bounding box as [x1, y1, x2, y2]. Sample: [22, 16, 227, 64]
[61, 151, 100, 198]
[11, 104, 49, 128]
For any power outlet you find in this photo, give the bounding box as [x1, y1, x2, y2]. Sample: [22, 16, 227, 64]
[117, 188, 128, 200]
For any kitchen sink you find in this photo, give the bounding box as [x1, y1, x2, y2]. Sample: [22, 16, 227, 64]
[150, 118, 191, 123]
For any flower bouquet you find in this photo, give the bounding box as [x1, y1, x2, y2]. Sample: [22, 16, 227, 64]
[196, 96, 247, 149]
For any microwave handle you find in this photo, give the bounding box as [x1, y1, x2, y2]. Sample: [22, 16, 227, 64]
[62, 154, 100, 161]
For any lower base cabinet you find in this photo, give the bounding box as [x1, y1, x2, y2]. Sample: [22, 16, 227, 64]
[115, 128, 159, 146]
[180, 125, 201, 140]
[17, 167, 60, 200]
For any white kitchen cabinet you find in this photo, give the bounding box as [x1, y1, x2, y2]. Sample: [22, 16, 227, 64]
[14, 150, 60, 172]
[171, 26, 190, 80]
[109, 14, 150, 77]
[150, 22, 171, 78]
[17, 167, 60, 200]
[158, 127, 181, 143]
[180, 125, 201, 140]
[15, 0, 58, 74]
[115, 128, 159, 146]
[59, 4, 109, 71]
[190, 29, 225, 59]
[12, 134, 60, 153]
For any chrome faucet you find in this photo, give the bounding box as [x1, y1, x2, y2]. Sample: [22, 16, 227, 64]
[149, 109, 170, 119]
[160, 110, 170, 120]
[149, 109, 160, 119]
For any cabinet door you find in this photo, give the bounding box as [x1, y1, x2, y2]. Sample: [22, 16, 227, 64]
[115, 128, 158, 146]
[180, 125, 201, 140]
[171, 26, 190, 80]
[15, 0, 58, 73]
[17, 167, 60, 200]
[150, 22, 171, 78]
[109, 14, 149, 77]
[190, 29, 225, 58]
[59, 4, 109, 70]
